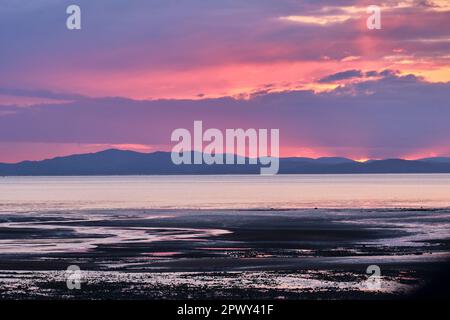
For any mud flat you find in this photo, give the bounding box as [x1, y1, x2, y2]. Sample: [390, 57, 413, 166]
[0, 208, 449, 299]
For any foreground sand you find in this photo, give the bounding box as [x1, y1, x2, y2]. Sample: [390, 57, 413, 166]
[0, 208, 449, 299]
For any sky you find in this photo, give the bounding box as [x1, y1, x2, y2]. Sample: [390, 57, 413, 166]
[0, 0, 449, 162]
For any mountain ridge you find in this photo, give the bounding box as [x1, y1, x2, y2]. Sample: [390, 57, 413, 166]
[1, 149, 450, 176]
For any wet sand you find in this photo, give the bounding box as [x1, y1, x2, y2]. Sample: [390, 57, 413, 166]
[0, 208, 449, 299]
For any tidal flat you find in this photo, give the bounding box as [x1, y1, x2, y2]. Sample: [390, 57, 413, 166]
[0, 208, 449, 299]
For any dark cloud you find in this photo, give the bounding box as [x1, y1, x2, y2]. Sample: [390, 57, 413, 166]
[319, 70, 364, 83]
[319, 69, 403, 83]
[0, 88, 86, 101]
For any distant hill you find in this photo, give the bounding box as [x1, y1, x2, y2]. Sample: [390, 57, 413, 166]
[281, 157, 355, 164]
[1, 149, 450, 175]
[418, 157, 450, 163]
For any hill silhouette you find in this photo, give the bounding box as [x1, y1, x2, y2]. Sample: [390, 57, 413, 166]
[1, 149, 450, 175]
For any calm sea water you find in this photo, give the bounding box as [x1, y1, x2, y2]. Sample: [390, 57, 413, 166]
[1, 174, 450, 212]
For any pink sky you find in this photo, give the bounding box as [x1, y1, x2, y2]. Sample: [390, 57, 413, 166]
[0, 0, 449, 162]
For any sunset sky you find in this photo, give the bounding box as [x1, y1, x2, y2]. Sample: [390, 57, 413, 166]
[1, 0, 450, 162]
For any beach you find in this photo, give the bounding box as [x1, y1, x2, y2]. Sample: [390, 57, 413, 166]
[1, 206, 449, 299]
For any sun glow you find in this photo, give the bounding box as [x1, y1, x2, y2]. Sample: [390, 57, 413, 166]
[280, 15, 351, 25]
